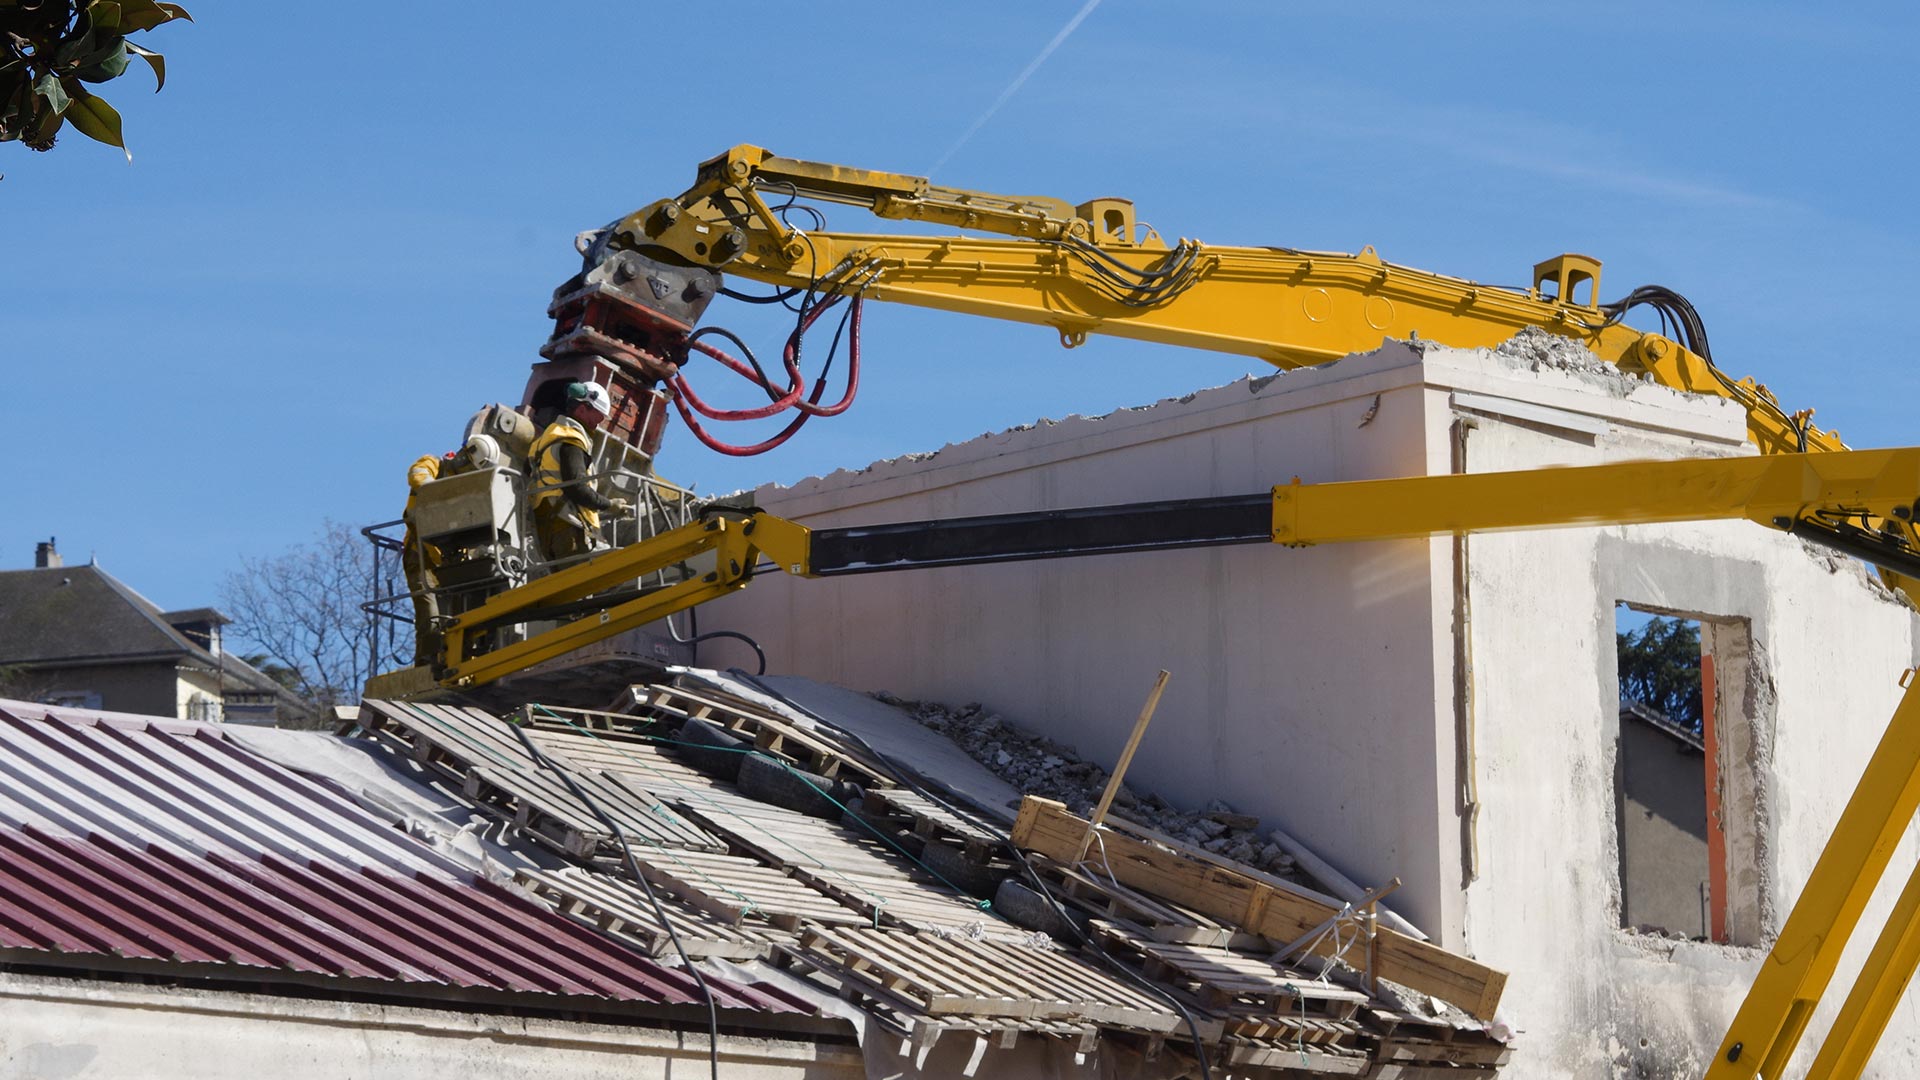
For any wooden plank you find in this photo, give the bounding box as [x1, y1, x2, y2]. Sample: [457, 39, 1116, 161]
[1074, 669, 1170, 863]
[1012, 797, 1508, 1020]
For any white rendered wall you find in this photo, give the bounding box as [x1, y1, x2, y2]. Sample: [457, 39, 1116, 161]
[700, 346, 1458, 936]
[700, 340, 1920, 1076]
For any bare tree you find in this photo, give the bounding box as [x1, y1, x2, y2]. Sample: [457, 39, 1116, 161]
[221, 519, 400, 716]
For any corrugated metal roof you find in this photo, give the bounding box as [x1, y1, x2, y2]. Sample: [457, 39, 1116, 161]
[0, 702, 807, 1014]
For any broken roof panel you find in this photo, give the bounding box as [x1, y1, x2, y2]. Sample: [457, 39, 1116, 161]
[0, 701, 804, 1013]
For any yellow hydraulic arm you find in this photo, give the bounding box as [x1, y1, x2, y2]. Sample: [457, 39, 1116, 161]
[607, 144, 1841, 460]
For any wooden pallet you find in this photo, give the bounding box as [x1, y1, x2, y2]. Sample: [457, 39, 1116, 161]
[678, 789, 914, 880]
[790, 953, 1102, 1056]
[783, 926, 1189, 1035]
[1218, 1014, 1361, 1046]
[1089, 920, 1369, 1021]
[361, 698, 542, 772]
[1026, 854, 1268, 948]
[861, 787, 1005, 862]
[1013, 797, 1508, 1021]
[630, 683, 895, 788]
[793, 864, 1026, 941]
[673, 790, 1027, 940]
[360, 699, 725, 859]
[510, 865, 781, 961]
[626, 846, 866, 929]
[1362, 1006, 1513, 1069]
[462, 764, 722, 859]
[1217, 1035, 1374, 1074]
[528, 725, 729, 794]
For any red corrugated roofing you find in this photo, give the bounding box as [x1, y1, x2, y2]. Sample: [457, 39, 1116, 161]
[0, 702, 806, 1014]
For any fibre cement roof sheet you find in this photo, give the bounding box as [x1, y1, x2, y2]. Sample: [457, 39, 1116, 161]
[0, 699, 806, 1014]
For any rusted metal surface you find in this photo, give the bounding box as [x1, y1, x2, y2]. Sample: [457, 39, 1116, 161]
[0, 702, 806, 1013]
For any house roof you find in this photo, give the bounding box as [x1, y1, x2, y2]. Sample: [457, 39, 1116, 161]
[0, 700, 807, 1015]
[0, 565, 281, 696]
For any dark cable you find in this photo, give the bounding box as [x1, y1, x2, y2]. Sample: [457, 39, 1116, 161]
[720, 285, 804, 305]
[664, 608, 769, 676]
[509, 722, 723, 1080]
[688, 325, 784, 403]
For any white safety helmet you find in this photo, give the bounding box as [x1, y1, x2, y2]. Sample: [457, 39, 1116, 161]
[462, 433, 501, 469]
[567, 380, 613, 417]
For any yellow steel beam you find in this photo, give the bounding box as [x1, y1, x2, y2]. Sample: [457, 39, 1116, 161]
[1270, 448, 1920, 546]
[1805, 856, 1920, 1079]
[1705, 675, 1920, 1078]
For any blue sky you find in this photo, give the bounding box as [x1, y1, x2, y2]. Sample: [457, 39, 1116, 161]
[4, 2, 1915, 611]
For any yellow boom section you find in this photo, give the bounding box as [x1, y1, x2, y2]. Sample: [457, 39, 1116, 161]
[611, 144, 1838, 459]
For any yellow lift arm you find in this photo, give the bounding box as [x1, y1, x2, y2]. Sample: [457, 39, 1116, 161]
[608, 144, 1839, 460]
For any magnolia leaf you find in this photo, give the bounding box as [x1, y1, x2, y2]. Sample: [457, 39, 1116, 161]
[63, 86, 130, 160]
[156, 4, 193, 22]
[118, 0, 177, 32]
[32, 73, 69, 116]
[77, 40, 131, 83]
[126, 42, 164, 91]
[91, 2, 125, 31]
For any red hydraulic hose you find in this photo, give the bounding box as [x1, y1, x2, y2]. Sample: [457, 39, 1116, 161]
[668, 295, 863, 456]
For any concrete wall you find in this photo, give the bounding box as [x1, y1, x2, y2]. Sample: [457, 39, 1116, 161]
[1457, 373, 1920, 1077]
[700, 339, 1920, 1077]
[1617, 719, 1710, 937]
[701, 346, 1457, 933]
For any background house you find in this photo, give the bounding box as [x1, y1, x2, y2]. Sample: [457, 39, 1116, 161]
[0, 540, 300, 725]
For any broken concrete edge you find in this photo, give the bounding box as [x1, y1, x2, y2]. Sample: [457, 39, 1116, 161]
[1011, 795, 1507, 1022]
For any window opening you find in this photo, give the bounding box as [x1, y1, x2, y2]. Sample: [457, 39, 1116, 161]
[1615, 606, 1716, 939]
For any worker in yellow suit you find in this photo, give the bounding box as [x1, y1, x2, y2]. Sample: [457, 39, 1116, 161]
[402, 452, 447, 664]
[528, 381, 633, 563]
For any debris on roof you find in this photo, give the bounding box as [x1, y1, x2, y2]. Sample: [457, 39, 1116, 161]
[349, 677, 1513, 1076]
[0, 670, 1514, 1076]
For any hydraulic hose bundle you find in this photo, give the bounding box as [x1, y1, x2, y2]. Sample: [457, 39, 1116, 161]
[667, 288, 864, 456]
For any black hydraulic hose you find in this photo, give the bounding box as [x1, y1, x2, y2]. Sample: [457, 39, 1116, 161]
[665, 608, 768, 676]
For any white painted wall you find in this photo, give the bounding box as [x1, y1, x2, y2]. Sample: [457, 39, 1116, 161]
[701, 346, 1457, 934]
[697, 338, 1920, 1077]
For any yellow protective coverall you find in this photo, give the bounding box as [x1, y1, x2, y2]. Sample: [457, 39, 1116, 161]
[402, 454, 442, 664]
[528, 417, 602, 562]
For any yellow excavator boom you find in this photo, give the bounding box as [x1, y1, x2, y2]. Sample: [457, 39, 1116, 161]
[610, 144, 1840, 460]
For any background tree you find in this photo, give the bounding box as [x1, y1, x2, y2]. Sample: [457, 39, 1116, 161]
[1617, 615, 1703, 734]
[221, 519, 401, 719]
[1, 0, 190, 155]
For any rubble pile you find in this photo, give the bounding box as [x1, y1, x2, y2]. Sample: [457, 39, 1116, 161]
[876, 693, 1308, 883]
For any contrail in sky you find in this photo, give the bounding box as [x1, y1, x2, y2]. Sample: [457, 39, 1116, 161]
[928, 0, 1104, 177]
